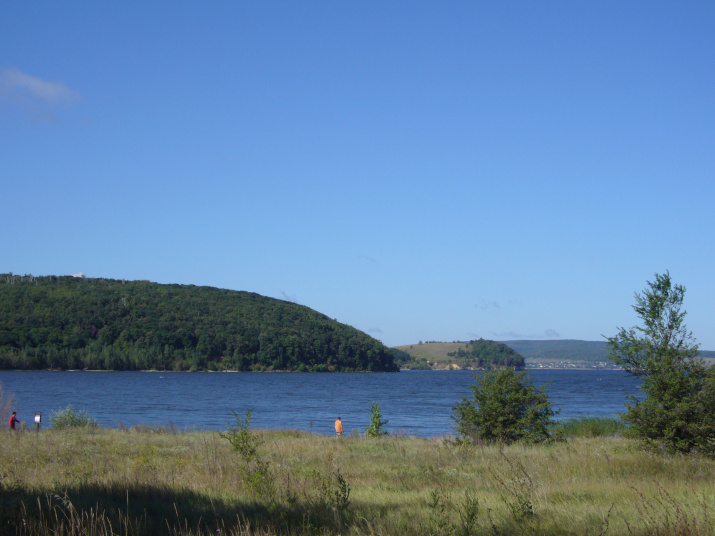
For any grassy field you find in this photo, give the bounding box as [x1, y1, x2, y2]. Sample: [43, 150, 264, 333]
[394, 342, 468, 368]
[1, 423, 713, 535]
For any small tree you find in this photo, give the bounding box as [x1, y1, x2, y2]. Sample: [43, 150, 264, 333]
[606, 272, 715, 454]
[220, 410, 275, 497]
[452, 368, 557, 444]
[365, 402, 389, 437]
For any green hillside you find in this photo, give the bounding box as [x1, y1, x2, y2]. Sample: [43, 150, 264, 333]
[393, 342, 464, 364]
[395, 339, 715, 367]
[394, 339, 524, 369]
[0, 274, 398, 372]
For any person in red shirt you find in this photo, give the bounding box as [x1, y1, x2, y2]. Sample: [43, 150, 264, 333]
[9, 411, 22, 430]
[334, 417, 343, 437]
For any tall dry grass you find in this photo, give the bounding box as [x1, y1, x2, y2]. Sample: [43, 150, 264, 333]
[0, 380, 17, 424]
[1, 425, 713, 535]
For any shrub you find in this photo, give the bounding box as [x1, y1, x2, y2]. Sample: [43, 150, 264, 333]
[220, 410, 275, 498]
[607, 272, 715, 455]
[49, 405, 98, 429]
[452, 368, 557, 444]
[365, 401, 389, 437]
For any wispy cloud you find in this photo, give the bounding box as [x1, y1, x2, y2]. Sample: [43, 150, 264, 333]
[280, 291, 297, 303]
[0, 68, 78, 102]
[477, 299, 500, 310]
[490, 329, 562, 340]
[0, 67, 81, 121]
[543, 329, 560, 338]
[476, 298, 522, 310]
[490, 330, 524, 339]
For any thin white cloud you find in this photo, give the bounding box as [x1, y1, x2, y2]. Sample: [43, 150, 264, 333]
[0, 68, 79, 103]
[0, 67, 81, 121]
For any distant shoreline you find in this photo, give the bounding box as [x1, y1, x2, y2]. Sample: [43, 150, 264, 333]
[2, 365, 625, 372]
[0, 368, 391, 373]
[417, 364, 625, 372]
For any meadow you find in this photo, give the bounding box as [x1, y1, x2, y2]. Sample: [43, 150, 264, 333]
[1, 419, 713, 536]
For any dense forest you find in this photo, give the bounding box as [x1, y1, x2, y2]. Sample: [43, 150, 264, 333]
[450, 339, 525, 369]
[0, 274, 398, 372]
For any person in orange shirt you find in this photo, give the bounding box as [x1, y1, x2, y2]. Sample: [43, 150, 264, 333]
[334, 417, 343, 437]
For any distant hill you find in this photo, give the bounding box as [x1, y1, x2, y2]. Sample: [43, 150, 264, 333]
[393, 340, 524, 370]
[393, 342, 464, 365]
[503, 339, 715, 362]
[0, 274, 398, 372]
[503, 340, 609, 362]
[394, 339, 715, 367]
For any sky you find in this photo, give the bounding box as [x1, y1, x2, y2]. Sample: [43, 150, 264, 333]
[2, 2, 714, 349]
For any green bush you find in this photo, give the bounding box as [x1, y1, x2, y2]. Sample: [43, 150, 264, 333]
[553, 417, 628, 438]
[452, 368, 557, 444]
[49, 405, 98, 429]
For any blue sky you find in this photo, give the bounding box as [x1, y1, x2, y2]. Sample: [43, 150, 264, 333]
[2, 2, 714, 349]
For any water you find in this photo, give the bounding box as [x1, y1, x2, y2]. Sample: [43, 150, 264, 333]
[0, 370, 640, 438]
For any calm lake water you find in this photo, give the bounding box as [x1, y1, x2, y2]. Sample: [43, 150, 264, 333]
[0, 370, 640, 438]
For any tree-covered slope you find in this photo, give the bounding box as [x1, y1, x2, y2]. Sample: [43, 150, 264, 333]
[393, 339, 524, 369]
[0, 274, 398, 372]
[460, 338, 525, 369]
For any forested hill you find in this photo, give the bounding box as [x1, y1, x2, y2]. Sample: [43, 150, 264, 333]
[503, 339, 715, 361]
[392, 339, 525, 369]
[450, 339, 525, 369]
[0, 274, 398, 372]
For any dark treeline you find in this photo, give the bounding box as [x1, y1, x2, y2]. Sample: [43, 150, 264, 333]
[450, 339, 525, 369]
[0, 274, 398, 372]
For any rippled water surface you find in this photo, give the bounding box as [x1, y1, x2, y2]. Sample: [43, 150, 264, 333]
[0, 369, 640, 437]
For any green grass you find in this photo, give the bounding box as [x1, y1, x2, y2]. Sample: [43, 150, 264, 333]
[394, 342, 469, 368]
[1, 424, 713, 535]
[553, 416, 629, 438]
